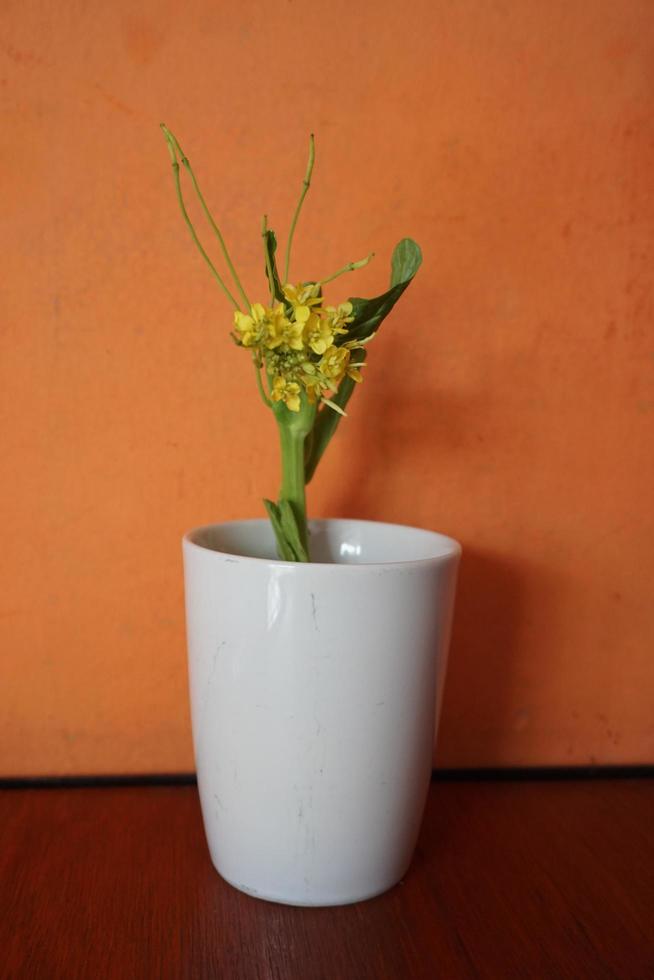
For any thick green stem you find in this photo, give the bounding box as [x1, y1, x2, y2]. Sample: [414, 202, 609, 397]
[273, 397, 316, 559]
[279, 424, 308, 550]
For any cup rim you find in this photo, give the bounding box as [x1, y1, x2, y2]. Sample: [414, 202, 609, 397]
[183, 517, 462, 571]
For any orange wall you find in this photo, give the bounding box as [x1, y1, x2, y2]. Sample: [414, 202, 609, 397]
[1, 0, 653, 775]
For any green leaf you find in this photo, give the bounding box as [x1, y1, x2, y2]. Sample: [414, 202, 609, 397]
[390, 237, 422, 287]
[263, 498, 309, 562]
[263, 498, 297, 561]
[343, 238, 422, 344]
[304, 238, 421, 484]
[278, 499, 309, 562]
[304, 351, 367, 484]
[263, 230, 286, 304]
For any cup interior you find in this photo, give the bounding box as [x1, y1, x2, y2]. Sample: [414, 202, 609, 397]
[186, 518, 460, 567]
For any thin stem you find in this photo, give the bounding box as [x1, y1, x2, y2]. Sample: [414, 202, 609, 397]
[162, 125, 250, 310]
[320, 252, 375, 286]
[261, 214, 275, 303]
[174, 135, 251, 310]
[284, 133, 315, 284]
[253, 357, 272, 407]
[160, 124, 241, 310]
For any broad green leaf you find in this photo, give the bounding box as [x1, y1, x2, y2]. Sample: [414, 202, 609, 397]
[344, 238, 422, 343]
[305, 238, 421, 484]
[390, 237, 422, 287]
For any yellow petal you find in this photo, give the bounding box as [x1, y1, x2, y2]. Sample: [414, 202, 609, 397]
[234, 312, 252, 330]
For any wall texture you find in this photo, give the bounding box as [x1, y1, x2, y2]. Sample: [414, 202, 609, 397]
[1, 0, 653, 775]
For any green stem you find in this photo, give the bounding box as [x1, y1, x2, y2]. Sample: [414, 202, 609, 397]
[162, 125, 251, 310]
[160, 124, 241, 310]
[262, 214, 275, 303]
[253, 358, 272, 407]
[274, 398, 316, 558]
[279, 425, 308, 551]
[284, 133, 315, 284]
[320, 252, 375, 286]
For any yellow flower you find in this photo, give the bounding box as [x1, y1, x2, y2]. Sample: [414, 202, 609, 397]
[295, 307, 333, 355]
[324, 301, 354, 334]
[342, 333, 369, 381]
[292, 305, 312, 327]
[283, 282, 322, 309]
[318, 345, 350, 386]
[299, 361, 324, 403]
[234, 303, 268, 347]
[271, 376, 302, 412]
[342, 335, 366, 383]
[265, 304, 305, 351]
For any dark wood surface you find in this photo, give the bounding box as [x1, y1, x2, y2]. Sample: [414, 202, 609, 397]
[1, 778, 652, 979]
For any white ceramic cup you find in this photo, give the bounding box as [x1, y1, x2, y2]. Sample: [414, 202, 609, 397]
[183, 518, 460, 907]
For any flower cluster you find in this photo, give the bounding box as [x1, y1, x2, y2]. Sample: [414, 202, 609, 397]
[233, 283, 366, 412]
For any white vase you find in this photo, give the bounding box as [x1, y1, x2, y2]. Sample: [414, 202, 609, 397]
[183, 517, 460, 907]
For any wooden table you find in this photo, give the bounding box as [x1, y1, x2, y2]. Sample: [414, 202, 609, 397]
[1, 777, 652, 978]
